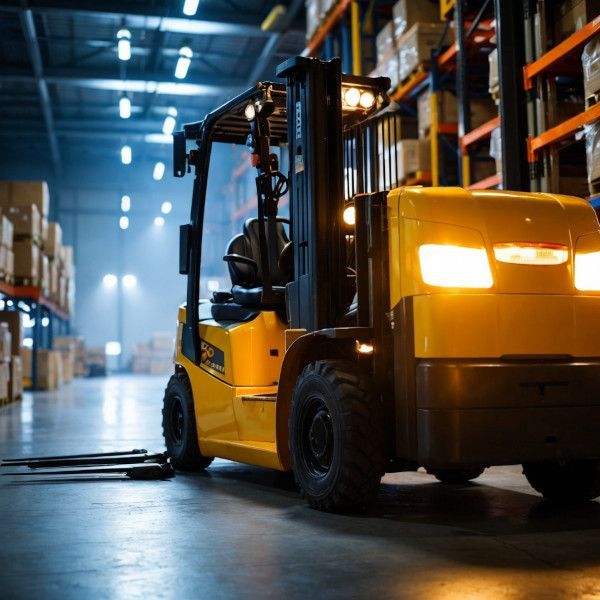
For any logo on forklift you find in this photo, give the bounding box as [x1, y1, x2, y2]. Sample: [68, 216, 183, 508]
[200, 339, 225, 374]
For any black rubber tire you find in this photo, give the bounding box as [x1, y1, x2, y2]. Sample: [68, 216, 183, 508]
[289, 360, 385, 513]
[431, 467, 485, 484]
[523, 460, 600, 503]
[162, 371, 213, 471]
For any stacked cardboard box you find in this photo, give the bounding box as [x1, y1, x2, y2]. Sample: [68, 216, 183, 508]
[553, 0, 600, 44]
[86, 347, 107, 376]
[0, 181, 74, 315]
[131, 333, 174, 375]
[583, 35, 600, 106]
[54, 335, 86, 377]
[0, 323, 11, 402]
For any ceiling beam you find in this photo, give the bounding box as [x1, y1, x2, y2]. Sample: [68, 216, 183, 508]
[0, 68, 246, 97]
[0, 1, 275, 37]
[18, 6, 62, 176]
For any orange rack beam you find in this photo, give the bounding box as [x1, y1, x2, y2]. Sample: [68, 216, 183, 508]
[527, 102, 600, 162]
[467, 174, 501, 190]
[523, 16, 600, 89]
[0, 280, 69, 320]
[438, 122, 459, 135]
[460, 116, 500, 154]
[390, 71, 429, 103]
[303, 0, 352, 57]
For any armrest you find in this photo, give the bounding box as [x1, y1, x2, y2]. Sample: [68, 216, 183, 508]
[223, 254, 258, 276]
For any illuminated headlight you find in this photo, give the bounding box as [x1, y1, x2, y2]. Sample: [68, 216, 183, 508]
[494, 242, 568, 265]
[419, 244, 493, 289]
[575, 251, 600, 291]
[244, 103, 256, 121]
[343, 205, 355, 225]
[342, 87, 377, 111]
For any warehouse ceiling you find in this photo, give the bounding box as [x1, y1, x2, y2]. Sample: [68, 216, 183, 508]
[0, 0, 306, 175]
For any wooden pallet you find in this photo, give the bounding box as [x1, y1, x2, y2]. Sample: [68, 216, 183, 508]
[398, 63, 429, 88]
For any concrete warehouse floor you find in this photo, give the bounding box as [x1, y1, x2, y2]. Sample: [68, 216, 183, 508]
[1, 377, 600, 598]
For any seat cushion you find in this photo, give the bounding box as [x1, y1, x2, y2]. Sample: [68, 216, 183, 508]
[210, 302, 259, 322]
[232, 285, 286, 308]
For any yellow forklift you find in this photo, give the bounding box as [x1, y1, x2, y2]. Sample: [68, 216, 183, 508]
[165, 57, 600, 511]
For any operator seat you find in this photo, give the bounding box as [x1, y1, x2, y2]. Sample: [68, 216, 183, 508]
[224, 217, 291, 309]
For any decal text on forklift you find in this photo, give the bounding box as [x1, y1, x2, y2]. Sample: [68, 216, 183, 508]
[200, 339, 225, 374]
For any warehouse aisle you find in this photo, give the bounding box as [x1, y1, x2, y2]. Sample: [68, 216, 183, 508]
[1, 376, 600, 598]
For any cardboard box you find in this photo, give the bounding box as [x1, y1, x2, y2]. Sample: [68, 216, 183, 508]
[376, 21, 396, 64]
[39, 253, 49, 296]
[152, 333, 174, 352]
[0, 181, 49, 218]
[62, 245, 74, 278]
[0, 323, 11, 363]
[417, 90, 457, 137]
[41, 217, 48, 245]
[377, 51, 400, 90]
[553, 0, 600, 44]
[13, 240, 39, 282]
[61, 351, 74, 383]
[4, 204, 41, 240]
[22, 346, 31, 383]
[398, 22, 449, 83]
[0, 214, 13, 249]
[54, 336, 86, 377]
[396, 139, 431, 181]
[559, 176, 590, 198]
[9, 356, 23, 401]
[1, 311, 24, 355]
[5, 250, 13, 278]
[45, 222, 62, 259]
[583, 35, 600, 102]
[37, 349, 63, 390]
[50, 259, 59, 299]
[392, 0, 440, 40]
[377, 113, 418, 154]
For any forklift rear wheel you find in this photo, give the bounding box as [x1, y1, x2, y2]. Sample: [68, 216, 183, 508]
[162, 371, 213, 471]
[523, 460, 600, 502]
[430, 468, 485, 484]
[289, 360, 384, 513]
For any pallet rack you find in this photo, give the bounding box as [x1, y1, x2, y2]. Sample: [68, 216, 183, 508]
[524, 14, 600, 193]
[0, 280, 69, 391]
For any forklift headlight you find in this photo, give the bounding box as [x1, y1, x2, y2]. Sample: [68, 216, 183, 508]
[574, 251, 600, 291]
[359, 91, 375, 109]
[343, 87, 361, 108]
[343, 205, 355, 225]
[574, 232, 600, 291]
[419, 244, 493, 289]
[244, 103, 256, 121]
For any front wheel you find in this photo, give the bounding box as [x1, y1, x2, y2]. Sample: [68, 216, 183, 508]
[523, 460, 600, 502]
[289, 360, 385, 513]
[162, 371, 213, 471]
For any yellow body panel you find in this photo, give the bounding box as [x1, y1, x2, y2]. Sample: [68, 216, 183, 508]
[386, 186, 600, 359]
[175, 306, 286, 469]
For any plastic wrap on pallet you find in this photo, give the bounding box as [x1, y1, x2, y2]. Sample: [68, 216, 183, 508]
[377, 51, 400, 90]
[585, 121, 600, 192]
[392, 0, 440, 41]
[305, 0, 322, 42]
[583, 35, 600, 104]
[490, 127, 502, 175]
[488, 47, 499, 100]
[376, 22, 396, 65]
[397, 22, 449, 83]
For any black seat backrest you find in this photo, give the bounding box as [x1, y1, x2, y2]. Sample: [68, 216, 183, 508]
[225, 217, 290, 289]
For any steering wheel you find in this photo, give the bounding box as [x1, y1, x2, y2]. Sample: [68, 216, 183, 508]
[272, 170, 288, 200]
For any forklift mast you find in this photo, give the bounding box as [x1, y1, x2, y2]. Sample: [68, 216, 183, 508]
[277, 57, 347, 331]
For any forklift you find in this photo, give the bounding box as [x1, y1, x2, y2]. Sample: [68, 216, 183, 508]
[165, 56, 600, 512]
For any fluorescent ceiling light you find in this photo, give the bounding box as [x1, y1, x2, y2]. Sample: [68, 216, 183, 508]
[119, 216, 129, 230]
[105, 341, 122, 356]
[154, 216, 165, 227]
[121, 145, 132, 165]
[144, 134, 173, 144]
[103, 273, 118, 287]
[183, 0, 201, 16]
[119, 95, 131, 119]
[117, 28, 131, 61]
[121, 195, 131, 212]
[123, 274, 137, 288]
[153, 162, 165, 180]
[175, 46, 193, 79]
[162, 108, 177, 135]
[161, 201, 172, 214]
